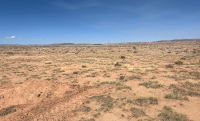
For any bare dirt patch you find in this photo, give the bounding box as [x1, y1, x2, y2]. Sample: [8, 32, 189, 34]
[0, 80, 112, 121]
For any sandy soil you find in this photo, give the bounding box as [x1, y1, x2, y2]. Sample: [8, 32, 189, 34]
[0, 40, 200, 121]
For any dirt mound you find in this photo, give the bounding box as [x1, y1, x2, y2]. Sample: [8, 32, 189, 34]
[0, 80, 112, 121]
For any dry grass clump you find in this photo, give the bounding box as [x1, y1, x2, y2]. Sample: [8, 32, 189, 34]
[149, 97, 158, 104]
[90, 95, 114, 112]
[165, 92, 186, 100]
[114, 62, 121, 66]
[73, 71, 79, 74]
[139, 81, 163, 88]
[165, 64, 173, 68]
[158, 106, 189, 121]
[0, 105, 17, 117]
[175, 61, 183, 65]
[82, 65, 87, 68]
[120, 56, 125, 59]
[130, 107, 146, 118]
[92, 81, 132, 90]
[135, 97, 158, 105]
[77, 106, 91, 112]
[165, 84, 188, 100]
[119, 76, 128, 82]
[165, 82, 200, 100]
[189, 71, 200, 79]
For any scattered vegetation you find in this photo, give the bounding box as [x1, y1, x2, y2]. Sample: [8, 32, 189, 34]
[135, 97, 158, 105]
[0, 105, 17, 117]
[139, 81, 163, 88]
[165, 92, 184, 100]
[0, 41, 199, 120]
[119, 76, 128, 82]
[189, 71, 200, 79]
[135, 97, 148, 105]
[82, 65, 87, 68]
[114, 62, 121, 66]
[77, 106, 91, 112]
[90, 95, 114, 112]
[175, 61, 183, 65]
[73, 71, 79, 74]
[120, 56, 125, 59]
[158, 106, 189, 121]
[149, 97, 158, 104]
[79, 117, 95, 121]
[166, 64, 173, 68]
[92, 81, 132, 90]
[130, 107, 146, 118]
[165, 82, 200, 100]
[53, 68, 65, 73]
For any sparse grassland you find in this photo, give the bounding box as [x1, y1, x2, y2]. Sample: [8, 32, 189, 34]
[139, 80, 164, 88]
[0, 41, 199, 121]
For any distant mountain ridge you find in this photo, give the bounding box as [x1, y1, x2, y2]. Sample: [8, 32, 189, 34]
[0, 39, 200, 46]
[156, 39, 200, 42]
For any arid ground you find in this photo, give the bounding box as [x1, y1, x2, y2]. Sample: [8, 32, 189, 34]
[0, 40, 200, 121]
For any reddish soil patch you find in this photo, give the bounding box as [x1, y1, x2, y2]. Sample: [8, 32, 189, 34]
[0, 80, 112, 121]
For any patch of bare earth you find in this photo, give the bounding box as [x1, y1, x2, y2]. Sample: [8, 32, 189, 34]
[0, 80, 112, 121]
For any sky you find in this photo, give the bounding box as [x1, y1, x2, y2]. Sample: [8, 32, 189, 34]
[0, 0, 200, 44]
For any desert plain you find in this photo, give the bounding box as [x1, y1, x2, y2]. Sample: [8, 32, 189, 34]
[0, 40, 200, 121]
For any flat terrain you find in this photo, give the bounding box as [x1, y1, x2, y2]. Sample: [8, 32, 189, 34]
[0, 40, 200, 121]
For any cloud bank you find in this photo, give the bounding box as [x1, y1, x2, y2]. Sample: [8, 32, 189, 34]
[5, 36, 15, 39]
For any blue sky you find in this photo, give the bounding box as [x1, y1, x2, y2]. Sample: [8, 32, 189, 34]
[0, 0, 200, 44]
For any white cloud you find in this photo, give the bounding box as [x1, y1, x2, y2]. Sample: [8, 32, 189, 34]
[5, 36, 15, 39]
